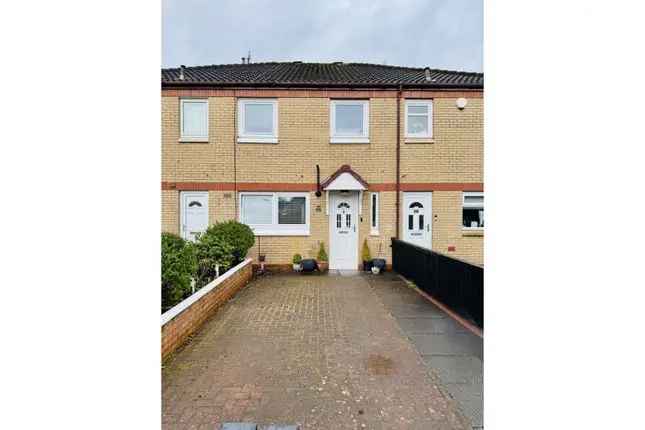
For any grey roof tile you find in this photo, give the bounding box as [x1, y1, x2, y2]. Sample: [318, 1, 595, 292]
[162, 62, 483, 88]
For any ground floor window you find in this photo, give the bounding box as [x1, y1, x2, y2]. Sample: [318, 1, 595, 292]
[463, 192, 484, 229]
[239, 192, 310, 236]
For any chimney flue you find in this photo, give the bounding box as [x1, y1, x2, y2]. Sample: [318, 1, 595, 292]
[179, 65, 186, 80]
[424, 67, 433, 82]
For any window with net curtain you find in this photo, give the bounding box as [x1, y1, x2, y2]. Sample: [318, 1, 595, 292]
[335, 104, 364, 135]
[406, 100, 433, 138]
[241, 195, 273, 225]
[244, 103, 274, 135]
[463, 192, 484, 228]
[240, 193, 309, 235]
[181, 99, 208, 139]
[331, 100, 369, 141]
[278, 197, 306, 224]
[238, 99, 277, 142]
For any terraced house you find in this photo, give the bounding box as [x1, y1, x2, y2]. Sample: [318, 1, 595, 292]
[161, 62, 484, 269]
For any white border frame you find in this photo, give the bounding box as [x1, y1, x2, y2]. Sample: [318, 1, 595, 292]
[330, 99, 370, 143]
[238, 191, 310, 236]
[405, 99, 433, 139]
[179, 191, 209, 241]
[237, 98, 279, 143]
[462, 191, 484, 230]
[179, 99, 209, 142]
[370, 192, 379, 236]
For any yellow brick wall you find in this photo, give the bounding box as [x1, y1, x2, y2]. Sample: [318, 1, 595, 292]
[400, 97, 484, 183]
[162, 97, 236, 183]
[161, 92, 483, 266]
[431, 191, 484, 266]
[162, 190, 179, 234]
[235, 97, 397, 184]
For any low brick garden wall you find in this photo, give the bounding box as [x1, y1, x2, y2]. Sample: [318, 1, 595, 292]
[161, 258, 253, 360]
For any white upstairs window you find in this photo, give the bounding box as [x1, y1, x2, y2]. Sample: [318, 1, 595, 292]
[463, 192, 484, 229]
[405, 100, 433, 138]
[238, 99, 278, 143]
[239, 192, 310, 236]
[330, 100, 370, 143]
[180, 99, 208, 141]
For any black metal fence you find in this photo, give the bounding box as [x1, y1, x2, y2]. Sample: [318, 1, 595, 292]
[391, 238, 483, 328]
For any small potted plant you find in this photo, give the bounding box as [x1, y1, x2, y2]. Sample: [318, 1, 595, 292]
[292, 253, 302, 272]
[362, 239, 372, 271]
[371, 242, 386, 275]
[317, 242, 328, 272]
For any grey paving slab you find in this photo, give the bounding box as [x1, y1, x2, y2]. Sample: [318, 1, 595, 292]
[397, 316, 469, 334]
[263, 426, 299, 430]
[222, 424, 257, 430]
[410, 333, 483, 359]
[444, 383, 483, 429]
[365, 272, 484, 429]
[422, 356, 483, 384]
[387, 303, 447, 318]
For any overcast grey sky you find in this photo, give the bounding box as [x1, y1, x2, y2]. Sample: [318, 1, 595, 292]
[162, 0, 482, 72]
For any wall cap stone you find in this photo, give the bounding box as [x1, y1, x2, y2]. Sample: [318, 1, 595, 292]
[161, 258, 252, 327]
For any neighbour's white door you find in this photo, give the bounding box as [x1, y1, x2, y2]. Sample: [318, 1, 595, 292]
[180, 191, 209, 241]
[329, 192, 359, 270]
[403, 192, 432, 249]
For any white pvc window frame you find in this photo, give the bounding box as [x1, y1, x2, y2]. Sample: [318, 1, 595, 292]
[179, 99, 209, 142]
[370, 192, 379, 235]
[462, 191, 484, 230]
[405, 99, 433, 138]
[330, 99, 370, 143]
[238, 192, 310, 236]
[237, 98, 279, 143]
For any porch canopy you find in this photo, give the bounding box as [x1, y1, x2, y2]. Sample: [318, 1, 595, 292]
[321, 164, 368, 191]
[321, 165, 369, 214]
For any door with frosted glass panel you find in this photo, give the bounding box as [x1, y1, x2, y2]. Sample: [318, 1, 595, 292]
[180, 192, 209, 242]
[403, 192, 432, 249]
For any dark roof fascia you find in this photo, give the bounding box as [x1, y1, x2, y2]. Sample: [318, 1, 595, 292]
[161, 82, 483, 90]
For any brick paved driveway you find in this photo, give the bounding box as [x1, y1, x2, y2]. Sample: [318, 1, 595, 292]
[162, 273, 471, 429]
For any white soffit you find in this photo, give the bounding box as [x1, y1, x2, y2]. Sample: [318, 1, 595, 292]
[323, 172, 367, 191]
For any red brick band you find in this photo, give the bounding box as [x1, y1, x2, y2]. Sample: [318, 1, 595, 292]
[162, 182, 483, 192]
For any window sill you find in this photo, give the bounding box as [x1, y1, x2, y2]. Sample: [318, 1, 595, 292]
[330, 137, 370, 144]
[249, 228, 310, 236]
[405, 137, 434, 144]
[462, 228, 484, 237]
[237, 136, 278, 144]
[178, 137, 209, 143]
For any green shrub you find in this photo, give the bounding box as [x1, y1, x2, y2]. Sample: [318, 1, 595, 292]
[361, 239, 371, 262]
[204, 220, 255, 264]
[193, 225, 235, 287]
[317, 242, 328, 262]
[161, 233, 197, 313]
[292, 253, 302, 264]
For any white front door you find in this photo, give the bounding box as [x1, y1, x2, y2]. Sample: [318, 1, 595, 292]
[403, 192, 432, 249]
[180, 191, 209, 241]
[329, 191, 359, 270]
